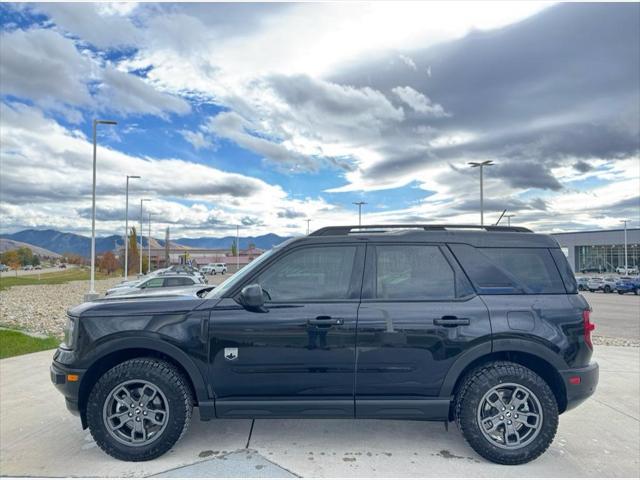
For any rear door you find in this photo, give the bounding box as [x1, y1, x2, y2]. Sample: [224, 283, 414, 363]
[355, 243, 491, 418]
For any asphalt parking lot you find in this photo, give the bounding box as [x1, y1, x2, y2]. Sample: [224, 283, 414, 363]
[0, 292, 638, 477]
[583, 291, 640, 340]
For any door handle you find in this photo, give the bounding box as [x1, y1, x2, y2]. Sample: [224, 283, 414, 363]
[308, 316, 344, 327]
[433, 316, 470, 327]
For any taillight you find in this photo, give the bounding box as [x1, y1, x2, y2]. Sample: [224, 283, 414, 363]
[583, 309, 595, 349]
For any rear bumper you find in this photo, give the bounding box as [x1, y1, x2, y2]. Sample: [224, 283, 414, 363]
[560, 361, 599, 412]
[50, 360, 86, 416]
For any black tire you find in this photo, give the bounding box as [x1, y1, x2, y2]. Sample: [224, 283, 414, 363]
[635, 288, 639, 296]
[604, 285, 611, 293]
[86, 358, 193, 461]
[455, 361, 558, 465]
[618, 291, 624, 295]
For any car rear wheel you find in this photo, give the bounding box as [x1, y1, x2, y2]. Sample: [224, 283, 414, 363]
[455, 361, 558, 465]
[86, 358, 193, 461]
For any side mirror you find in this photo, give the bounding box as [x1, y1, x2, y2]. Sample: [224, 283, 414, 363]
[239, 284, 266, 312]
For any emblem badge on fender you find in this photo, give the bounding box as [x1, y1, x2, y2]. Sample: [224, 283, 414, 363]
[224, 348, 238, 361]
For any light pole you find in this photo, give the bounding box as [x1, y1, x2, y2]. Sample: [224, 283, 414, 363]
[124, 175, 140, 280]
[306, 219, 311, 235]
[505, 214, 515, 227]
[353, 201, 367, 226]
[86, 119, 117, 302]
[236, 225, 240, 272]
[468, 160, 494, 226]
[148, 212, 152, 274]
[139, 198, 151, 275]
[622, 220, 630, 273]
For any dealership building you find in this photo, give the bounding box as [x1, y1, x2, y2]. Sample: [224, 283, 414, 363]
[551, 228, 640, 273]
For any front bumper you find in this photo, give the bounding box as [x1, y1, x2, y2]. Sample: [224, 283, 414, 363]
[50, 358, 86, 416]
[560, 361, 599, 412]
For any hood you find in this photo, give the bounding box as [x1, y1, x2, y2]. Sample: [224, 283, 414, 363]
[68, 295, 219, 318]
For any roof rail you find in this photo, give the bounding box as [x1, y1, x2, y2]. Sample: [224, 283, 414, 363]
[310, 224, 532, 236]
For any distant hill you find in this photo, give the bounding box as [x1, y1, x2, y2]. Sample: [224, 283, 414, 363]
[2, 229, 291, 258]
[176, 233, 290, 250]
[0, 238, 62, 258]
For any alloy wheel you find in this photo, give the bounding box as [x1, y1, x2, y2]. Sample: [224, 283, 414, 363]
[476, 382, 543, 450]
[102, 379, 170, 446]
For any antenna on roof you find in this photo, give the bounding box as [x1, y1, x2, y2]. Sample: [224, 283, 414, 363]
[495, 209, 507, 226]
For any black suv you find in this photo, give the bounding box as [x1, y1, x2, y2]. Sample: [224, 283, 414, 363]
[51, 225, 598, 464]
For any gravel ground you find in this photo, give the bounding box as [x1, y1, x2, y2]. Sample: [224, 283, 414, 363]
[0, 278, 121, 337]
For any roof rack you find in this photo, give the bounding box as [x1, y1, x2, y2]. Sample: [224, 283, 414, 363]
[310, 224, 532, 236]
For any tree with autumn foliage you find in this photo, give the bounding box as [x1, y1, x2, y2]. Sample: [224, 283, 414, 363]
[128, 227, 140, 276]
[98, 251, 120, 274]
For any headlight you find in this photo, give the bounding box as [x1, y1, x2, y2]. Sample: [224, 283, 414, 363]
[62, 315, 78, 349]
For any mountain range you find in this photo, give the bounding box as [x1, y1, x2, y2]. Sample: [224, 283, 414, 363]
[1, 229, 290, 258]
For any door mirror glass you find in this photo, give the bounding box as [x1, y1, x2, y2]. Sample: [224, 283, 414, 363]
[239, 284, 266, 312]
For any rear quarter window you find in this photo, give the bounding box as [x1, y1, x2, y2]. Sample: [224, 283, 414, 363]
[450, 244, 567, 294]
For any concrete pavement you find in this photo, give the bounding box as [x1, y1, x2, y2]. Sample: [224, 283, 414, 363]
[1, 346, 638, 477]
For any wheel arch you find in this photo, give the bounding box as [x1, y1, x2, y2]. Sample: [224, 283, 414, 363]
[77, 339, 210, 428]
[440, 342, 568, 420]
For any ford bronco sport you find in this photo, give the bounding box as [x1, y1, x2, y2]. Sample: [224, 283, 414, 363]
[51, 225, 598, 464]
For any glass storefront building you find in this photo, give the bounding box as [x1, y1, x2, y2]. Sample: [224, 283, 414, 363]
[551, 228, 640, 273]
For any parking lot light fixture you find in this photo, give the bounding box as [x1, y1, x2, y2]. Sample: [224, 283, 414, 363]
[124, 175, 141, 280]
[87, 119, 117, 302]
[353, 201, 367, 226]
[621, 220, 630, 274]
[139, 198, 151, 275]
[505, 214, 516, 227]
[468, 160, 494, 226]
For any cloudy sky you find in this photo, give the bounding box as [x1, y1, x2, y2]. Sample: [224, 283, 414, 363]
[1, 2, 638, 238]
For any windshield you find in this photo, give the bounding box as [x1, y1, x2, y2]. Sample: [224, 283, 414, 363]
[205, 246, 282, 299]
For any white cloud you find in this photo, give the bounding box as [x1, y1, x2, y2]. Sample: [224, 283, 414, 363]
[392, 86, 449, 117]
[34, 2, 139, 48]
[0, 28, 92, 111]
[179, 130, 215, 151]
[99, 66, 191, 118]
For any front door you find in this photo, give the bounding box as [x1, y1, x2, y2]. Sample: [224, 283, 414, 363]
[355, 243, 491, 419]
[209, 243, 365, 418]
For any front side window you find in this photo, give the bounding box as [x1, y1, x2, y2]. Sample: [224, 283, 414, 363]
[256, 246, 358, 301]
[375, 245, 456, 300]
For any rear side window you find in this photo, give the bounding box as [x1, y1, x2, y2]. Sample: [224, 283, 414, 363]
[450, 244, 567, 294]
[375, 245, 457, 299]
[550, 249, 578, 293]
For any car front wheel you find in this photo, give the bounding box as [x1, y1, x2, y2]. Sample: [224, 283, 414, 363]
[604, 285, 611, 293]
[455, 361, 558, 465]
[86, 358, 193, 461]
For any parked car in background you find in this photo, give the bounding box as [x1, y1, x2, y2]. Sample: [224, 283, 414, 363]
[576, 276, 589, 291]
[22, 265, 33, 271]
[58, 263, 67, 269]
[0, 264, 8, 272]
[616, 276, 640, 295]
[52, 224, 598, 465]
[105, 284, 214, 299]
[616, 266, 639, 275]
[603, 277, 618, 293]
[34, 265, 42, 270]
[202, 263, 227, 275]
[104, 274, 204, 297]
[586, 277, 604, 292]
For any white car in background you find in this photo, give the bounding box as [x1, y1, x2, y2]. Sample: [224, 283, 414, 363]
[201, 263, 227, 275]
[105, 274, 204, 297]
